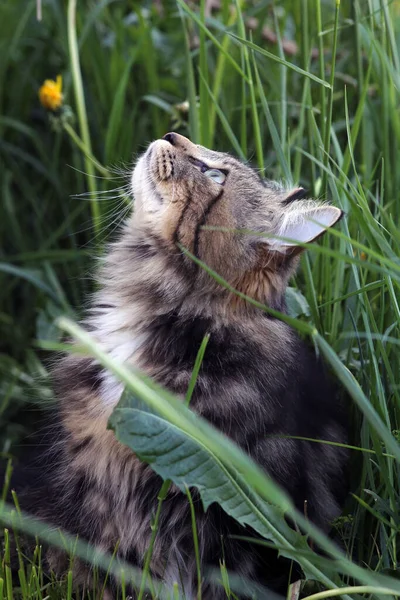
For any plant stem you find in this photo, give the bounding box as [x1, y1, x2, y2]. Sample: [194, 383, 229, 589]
[303, 585, 400, 600]
[322, 0, 340, 195]
[209, 6, 239, 143]
[67, 0, 101, 237]
[137, 335, 209, 599]
[316, 0, 326, 144]
[63, 123, 111, 179]
[186, 487, 202, 600]
[137, 479, 170, 600]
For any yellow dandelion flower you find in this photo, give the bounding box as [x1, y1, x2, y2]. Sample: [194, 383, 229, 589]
[39, 75, 63, 111]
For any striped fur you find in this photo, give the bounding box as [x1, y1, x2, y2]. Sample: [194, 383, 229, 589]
[19, 134, 347, 598]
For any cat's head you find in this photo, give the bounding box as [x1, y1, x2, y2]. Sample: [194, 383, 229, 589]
[130, 133, 342, 308]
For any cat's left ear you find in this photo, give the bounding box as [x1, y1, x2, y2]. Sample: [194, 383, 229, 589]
[269, 191, 343, 250]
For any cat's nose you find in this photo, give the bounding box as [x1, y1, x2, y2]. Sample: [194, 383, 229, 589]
[163, 132, 176, 145]
[163, 132, 194, 151]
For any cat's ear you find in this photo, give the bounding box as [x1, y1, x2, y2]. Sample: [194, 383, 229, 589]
[268, 192, 343, 250]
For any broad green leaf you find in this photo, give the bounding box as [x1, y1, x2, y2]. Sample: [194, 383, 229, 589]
[109, 398, 311, 566]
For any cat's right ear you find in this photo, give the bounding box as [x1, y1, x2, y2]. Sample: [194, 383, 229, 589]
[267, 194, 343, 251]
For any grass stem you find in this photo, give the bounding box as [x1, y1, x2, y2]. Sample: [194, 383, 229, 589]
[67, 0, 100, 238]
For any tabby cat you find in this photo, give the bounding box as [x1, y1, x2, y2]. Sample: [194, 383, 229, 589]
[17, 133, 348, 599]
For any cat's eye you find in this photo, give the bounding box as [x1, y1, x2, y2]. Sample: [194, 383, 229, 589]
[204, 169, 226, 184]
[188, 156, 228, 184]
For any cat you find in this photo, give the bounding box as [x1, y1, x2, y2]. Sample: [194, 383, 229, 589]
[10, 133, 348, 599]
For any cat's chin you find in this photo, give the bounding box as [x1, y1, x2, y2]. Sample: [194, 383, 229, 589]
[131, 140, 181, 218]
[131, 153, 162, 214]
[131, 153, 146, 200]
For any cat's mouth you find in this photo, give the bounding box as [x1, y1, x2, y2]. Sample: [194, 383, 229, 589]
[131, 141, 174, 207]
[146, 139, 177, 182]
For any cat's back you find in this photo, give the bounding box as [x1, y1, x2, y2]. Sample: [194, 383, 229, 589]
[139, 309, 345, 443]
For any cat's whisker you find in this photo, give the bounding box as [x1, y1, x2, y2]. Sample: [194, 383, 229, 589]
[73, 196, 130, 239]
[73, 184, 131, 199]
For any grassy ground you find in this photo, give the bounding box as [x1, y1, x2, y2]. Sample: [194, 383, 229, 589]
[1, 0, 400, 598]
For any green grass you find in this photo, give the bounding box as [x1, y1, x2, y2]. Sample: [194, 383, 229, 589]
[1, 0, 400, 598]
